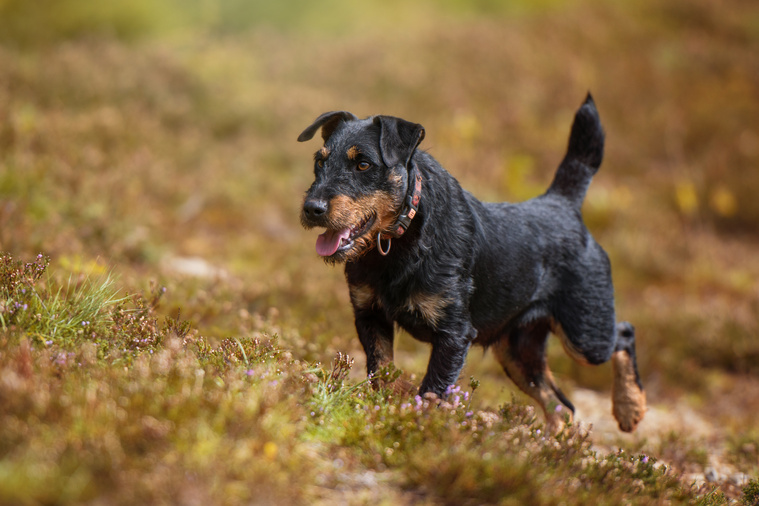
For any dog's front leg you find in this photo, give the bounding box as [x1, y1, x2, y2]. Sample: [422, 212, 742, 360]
[354, 309, 418, 395]
[348, 283, 394, 378]
[418, 321, 477, 397]
[353, 308, 394, 379]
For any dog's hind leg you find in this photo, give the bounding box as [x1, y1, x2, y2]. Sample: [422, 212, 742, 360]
[611, 322, 646, 432]
[492, 320, 575, 433]
[553, 317, 647, 432]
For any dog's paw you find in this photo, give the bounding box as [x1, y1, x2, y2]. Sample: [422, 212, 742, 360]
[385, 378, 417, 397]
[545, 403, 574, 435]
[611, 350, 647, 432]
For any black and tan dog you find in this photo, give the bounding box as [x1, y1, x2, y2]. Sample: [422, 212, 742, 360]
[298, 95, 646, 432]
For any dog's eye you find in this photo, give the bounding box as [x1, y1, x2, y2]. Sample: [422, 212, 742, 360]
[357, 161, 371, 171]
[316, 160, 324, 168]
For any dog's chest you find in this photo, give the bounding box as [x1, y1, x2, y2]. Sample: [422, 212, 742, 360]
[351, 276, 453, 341]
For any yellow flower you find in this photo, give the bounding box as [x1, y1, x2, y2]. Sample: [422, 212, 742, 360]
[263, 441, 278, 460]
[675, 181, 698, 216]
[709, 185, 738, 217]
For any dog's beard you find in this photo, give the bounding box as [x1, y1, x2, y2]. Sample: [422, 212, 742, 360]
[304, 190, 403, 264]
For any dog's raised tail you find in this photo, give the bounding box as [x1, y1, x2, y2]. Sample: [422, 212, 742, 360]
[547, 93, 605, 207]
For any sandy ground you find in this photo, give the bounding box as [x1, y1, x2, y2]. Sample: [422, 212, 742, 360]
[572, 388, 752, 492]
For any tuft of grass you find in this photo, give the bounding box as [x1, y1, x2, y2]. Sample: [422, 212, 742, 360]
[728, 431, 759, 474]
[0, 256, 312, 504]
[1, 253, 127, 344]
[743, 479, 759, 506]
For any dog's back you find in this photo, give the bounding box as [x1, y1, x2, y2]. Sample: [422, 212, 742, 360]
[462, 94, 609, 342]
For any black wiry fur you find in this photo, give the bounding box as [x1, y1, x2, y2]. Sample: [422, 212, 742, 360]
[298, 94, 645, 431]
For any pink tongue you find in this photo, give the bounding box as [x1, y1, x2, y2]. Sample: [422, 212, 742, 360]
[316, 228, 351, 256]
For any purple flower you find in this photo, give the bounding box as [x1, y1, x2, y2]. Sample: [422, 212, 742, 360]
[641, 455, 649, 464]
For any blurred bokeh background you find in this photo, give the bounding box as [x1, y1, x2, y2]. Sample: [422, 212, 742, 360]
[1, 0, 758, 488]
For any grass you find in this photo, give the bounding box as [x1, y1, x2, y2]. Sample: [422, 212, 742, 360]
[1, 0, 759, 502]
[0, 249, 749, 503]
[0, 254, 127, 345]
[0, 262, 716, 504]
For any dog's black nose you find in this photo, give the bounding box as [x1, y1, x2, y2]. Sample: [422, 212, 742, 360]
[303, 199, 329, 219]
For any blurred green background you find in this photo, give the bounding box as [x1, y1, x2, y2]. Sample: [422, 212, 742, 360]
[1, 0, 758, 500]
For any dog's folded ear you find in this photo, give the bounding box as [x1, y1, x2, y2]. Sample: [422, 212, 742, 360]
[298, 111, 359, 143]
[374, 116, 425, 169]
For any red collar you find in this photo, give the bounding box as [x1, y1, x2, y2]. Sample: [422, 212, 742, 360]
[388, 164, 422, 238]
[378, 164, 422, 255]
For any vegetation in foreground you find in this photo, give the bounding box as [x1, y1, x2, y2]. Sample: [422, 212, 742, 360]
[1, 253, 745, 504]
[1, 0, 758, 503]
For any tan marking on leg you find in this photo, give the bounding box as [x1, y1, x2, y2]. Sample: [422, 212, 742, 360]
[405, 292, 450, 328]
[551, 321, 591, 366]
[611, 350, 647, 432]
[349, 284, 377, 310]
[374, 335, 393, 368]
[367, 331, 394, 391]
[492, 339, 572, 434]
[386, 378, 417, 396]
[543, 368, 574, 433]
[346, 145, 360, 160]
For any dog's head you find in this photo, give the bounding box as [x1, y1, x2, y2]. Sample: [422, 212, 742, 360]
[297, 111, 425, 263]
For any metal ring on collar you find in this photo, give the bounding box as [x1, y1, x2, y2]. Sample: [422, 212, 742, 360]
[377, 232, 391, 256]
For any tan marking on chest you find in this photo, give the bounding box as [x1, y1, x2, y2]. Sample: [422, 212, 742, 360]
[349, 284, 377, 309]
[405, 292, 450, 327]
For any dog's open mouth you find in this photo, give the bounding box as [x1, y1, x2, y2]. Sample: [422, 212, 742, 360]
[315, 213, 376, 257]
